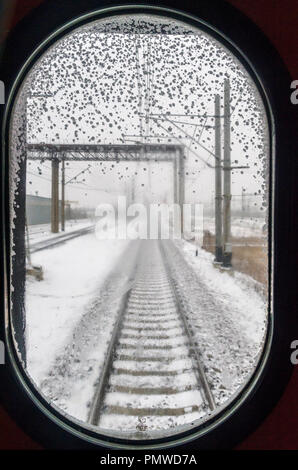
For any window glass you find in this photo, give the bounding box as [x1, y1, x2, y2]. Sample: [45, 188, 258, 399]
[9, 13, 270, 439]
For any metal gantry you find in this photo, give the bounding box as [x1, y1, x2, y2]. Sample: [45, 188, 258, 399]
[27, 80, 249, 265]
[27, 143, 186, 233]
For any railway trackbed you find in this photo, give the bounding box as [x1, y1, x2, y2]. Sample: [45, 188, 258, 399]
[30, 225, 94, 253]
[88, 239, 215, 435]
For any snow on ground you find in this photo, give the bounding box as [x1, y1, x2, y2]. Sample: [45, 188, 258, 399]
[41, 240, 141, 422]
[25, 232, 268, 428]
[203, 216, 266, 239]
[104, 389, 203, 409]
[99, 411, 207, 435]
[26, 229, 130, 385]
[181, 240, 266, 345]
[28, 218, 94, 242]
[169, 239, 267, 405]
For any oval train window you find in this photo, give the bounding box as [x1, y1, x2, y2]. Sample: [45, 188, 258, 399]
[1, 1, 294, 450]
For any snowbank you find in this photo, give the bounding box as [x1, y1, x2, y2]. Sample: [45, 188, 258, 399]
[26, 231, 130, 384]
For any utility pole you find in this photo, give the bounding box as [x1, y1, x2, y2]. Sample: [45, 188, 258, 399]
[25, 216, 32, 266]
[176, 147, 185, 235]
[125, 181, 130, 206]
[223, 78, 232, 267]
[131, 175, 135, 203]
[173, 150, 178, 204]
[61, 158, 65, 231]
[214, 94, 223, 263]
[51, 157, 59, 233]
[241, 187, 245, 213]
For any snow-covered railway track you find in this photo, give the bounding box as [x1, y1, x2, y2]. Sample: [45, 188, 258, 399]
[88, 240, 215, 435]
[30, 225, 94, 253]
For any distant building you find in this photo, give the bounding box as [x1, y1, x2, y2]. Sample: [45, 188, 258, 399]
[26, 194, 92, 225]
[26, 195, 53, 225]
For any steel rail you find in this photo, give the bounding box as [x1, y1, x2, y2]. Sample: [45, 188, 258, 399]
[87, 283, 133, 426]
[30, 225, 94, 253]
[159, 240, 216, 411]
[88, 240, 215, 429]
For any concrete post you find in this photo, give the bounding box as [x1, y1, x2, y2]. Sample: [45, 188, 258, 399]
[61, 159, 65, 231]
[223, 78, 232, 267]
[178, 148, 185, 235]
[51, 157, 59, 233]
[214, 94, 223, 263]
[173, 151, 178, 204]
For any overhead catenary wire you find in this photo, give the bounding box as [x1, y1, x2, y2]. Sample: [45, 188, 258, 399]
[159, 114, 219, 161]
[149, 115, 214, 169]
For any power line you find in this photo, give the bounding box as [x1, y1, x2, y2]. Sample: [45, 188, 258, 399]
[149, 116, 213, 169]
[160, 114, 218, 161]
[27, 171, 52, 182]
[27, 170, 111, 193]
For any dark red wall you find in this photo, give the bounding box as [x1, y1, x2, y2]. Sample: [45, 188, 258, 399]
[1, 0, 297, 450]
